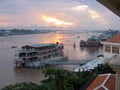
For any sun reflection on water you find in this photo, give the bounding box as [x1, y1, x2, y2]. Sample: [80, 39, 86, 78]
[38, 33, 65, 44]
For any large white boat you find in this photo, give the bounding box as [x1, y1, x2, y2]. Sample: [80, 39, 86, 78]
[14, 42, 67, 68]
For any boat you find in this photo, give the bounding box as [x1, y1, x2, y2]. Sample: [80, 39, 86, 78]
[11, 46, 17, 48]
[80, 36, 100, 47]
[79, 30, 119, 47]
[86, 36, 100, 47]
[77, 36, 80, 38]
[99, 29, 119, 41]
[14, 42, 67, 68]
[80, 40, 86, 47]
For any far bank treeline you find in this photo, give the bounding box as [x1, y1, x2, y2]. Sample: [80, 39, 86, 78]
[1, 64, 115, 90]
[0, 29, 57, 36]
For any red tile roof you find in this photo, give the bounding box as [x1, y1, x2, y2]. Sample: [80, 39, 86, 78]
[87, 74, 115, 90]
[104, 75, 115, 90]
[106, 34, 120, 43]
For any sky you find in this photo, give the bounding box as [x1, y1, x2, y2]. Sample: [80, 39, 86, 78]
[0, 0, 120, 30]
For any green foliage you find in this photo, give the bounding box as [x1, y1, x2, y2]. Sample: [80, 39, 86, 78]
[65, 71, 93, 90]
[43, 67, 93, 90]
[2, 64, 115, 90]
[43, 67, 68, 90]
[94, 63, 116, 74]
[39, 80, 56, 90]
[1, 82, 40, 90]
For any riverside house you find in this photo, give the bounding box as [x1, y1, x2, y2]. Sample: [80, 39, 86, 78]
[101, 34, 120, 59]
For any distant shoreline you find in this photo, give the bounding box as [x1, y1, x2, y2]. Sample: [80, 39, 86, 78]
[0, 29, 119, 37]
[0, 29, 57, 36]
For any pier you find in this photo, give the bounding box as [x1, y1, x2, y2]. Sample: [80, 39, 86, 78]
[24, 57, 91, 68]
[40, 59, 90, 65]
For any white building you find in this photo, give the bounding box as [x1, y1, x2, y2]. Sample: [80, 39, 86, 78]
[101, 34, 120, 59]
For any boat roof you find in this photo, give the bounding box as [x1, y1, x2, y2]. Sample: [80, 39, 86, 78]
[90, 36, 99, 40]
[30, 43, 55, 48]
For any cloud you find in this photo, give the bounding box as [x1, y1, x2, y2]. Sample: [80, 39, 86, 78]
[72, 5, 100, 19]
[41, 15, 74, 26]
[73, 5, 88, 11]
[0, 0, 119, 30]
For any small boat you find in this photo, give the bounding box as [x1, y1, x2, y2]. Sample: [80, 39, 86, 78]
[80, 40, 86, 47]
[11, 46, 17, 48]
[77, 36, 80, 38]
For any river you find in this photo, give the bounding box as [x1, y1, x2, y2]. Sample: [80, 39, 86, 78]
[0, 30, 103, 88]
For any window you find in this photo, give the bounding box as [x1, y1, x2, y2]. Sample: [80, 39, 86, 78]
[105, 45, 110, 52]
[112, 46, 119, 54]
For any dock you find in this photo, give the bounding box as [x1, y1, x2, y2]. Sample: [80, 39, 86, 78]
[23, 56, 91, 69]
[40, 60, 90, 65]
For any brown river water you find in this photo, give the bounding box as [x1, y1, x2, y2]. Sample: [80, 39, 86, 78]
[0, 30, 103, 88]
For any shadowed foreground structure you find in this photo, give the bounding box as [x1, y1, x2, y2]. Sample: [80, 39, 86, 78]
[97, 0, 120, 90]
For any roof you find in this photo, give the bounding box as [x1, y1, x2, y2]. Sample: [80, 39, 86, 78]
[87, 73, 115, 90]
[97, 0, 120, 17]
[105, 33, 120, 43]
[74, 57, 106, 72]
[30, 43, 55, 48]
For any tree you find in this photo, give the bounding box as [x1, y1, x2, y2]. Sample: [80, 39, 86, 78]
[1, 82, 40, 90]
[65, 71, 93, 90]
[94, 63, 116, 74]
[43, 67, 68, 90]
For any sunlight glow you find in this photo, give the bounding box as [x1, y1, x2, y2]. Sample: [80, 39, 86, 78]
[74, 5, 88, 11]
[73, 5, 100, 19]
[41, 15, 74, 26]
[41, 34, 63, 43]
[89, 10, 100, 19]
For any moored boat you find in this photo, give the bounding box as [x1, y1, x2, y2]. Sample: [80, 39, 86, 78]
[80, 40, 86, 47]
[99, 29, 119, 41]
[86, 36, 100, 47]
[11, 46, 17, 48]
[14, 42, 66, 68]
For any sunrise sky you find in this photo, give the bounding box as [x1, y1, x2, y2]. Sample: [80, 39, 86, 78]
[0, 0, 120, 30]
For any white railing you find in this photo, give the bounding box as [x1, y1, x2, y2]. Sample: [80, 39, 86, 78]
[17, 48, 59, 53]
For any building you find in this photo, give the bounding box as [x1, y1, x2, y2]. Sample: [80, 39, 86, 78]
[87, 73, 115, 90]
[110, 55, 120, 90]
[97, 0, 120, 90]
[101, 34, 120, 58]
